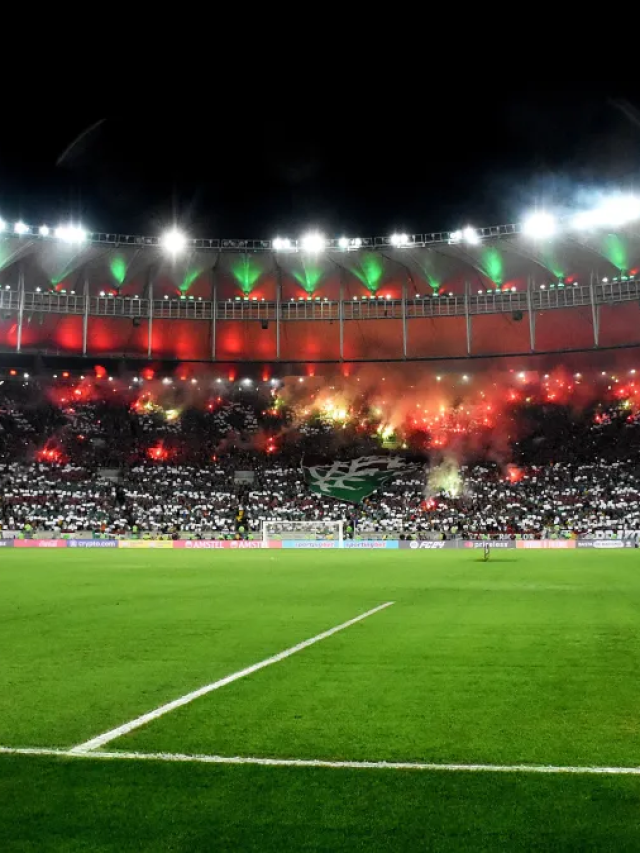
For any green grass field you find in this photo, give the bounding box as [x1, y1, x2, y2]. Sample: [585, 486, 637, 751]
[2, 549, 640, 851]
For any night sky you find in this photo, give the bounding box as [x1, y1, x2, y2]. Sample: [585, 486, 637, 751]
[2, 85, 640, 240]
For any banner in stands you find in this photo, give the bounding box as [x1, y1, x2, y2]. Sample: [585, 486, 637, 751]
[303, 456, 417, 504]
[174, 540, 277, 549]
[68, 540, 119, 548]
[14, 539, 67, 548]
[118, 540, 173, 549]
[576, 539, 637, 549]
[515, 540, 576, 549]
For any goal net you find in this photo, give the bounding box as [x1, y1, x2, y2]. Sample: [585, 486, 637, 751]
[262, 520, 344, 547]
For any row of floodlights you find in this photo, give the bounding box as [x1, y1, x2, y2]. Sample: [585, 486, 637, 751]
[0, 220, 87, 243]
[3, 194, 640, 253]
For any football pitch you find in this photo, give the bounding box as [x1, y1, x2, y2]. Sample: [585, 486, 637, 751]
[2, 549, 640, 851]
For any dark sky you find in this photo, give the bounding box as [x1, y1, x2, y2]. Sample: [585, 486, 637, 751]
[3, 85, 640, 240]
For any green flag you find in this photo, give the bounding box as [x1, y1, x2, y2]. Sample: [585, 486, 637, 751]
[303, 456, 415, 504]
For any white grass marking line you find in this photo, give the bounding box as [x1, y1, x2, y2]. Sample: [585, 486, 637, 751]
[70, 601, 395, 754]
[1, 746, 640, 777]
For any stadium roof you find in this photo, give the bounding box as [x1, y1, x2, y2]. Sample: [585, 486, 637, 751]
[1, 226, 640, 295]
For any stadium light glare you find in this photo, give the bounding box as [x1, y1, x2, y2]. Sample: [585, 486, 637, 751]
[0, 218, 5, 232]
[55, 224, 87, 244]
[272, 237, 292, 252]
[390, 233, 408, 247]
[300, 232, 325, 253]
[338, 237, 349, 249]
[161, 229, 187, 255]
[462, 226, 480, 245]
[522, 211, 557, 239]
[14, 221, 28, 235]
[39, 225, 50, 237]
[572, 194, 640, 230]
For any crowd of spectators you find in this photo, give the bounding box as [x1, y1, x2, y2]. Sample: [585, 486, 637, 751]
[2, 378, 640, 538]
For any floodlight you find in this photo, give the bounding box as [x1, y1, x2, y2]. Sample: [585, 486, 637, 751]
[14, 222, 28, 235]
[272, 237, 291, 251]
[39, 225, 50, 237]
[55, 225, 87, 243]
[161, 229, 187, 255]
[301, 232, 325, 253]
[390, 233, 408, 247]
[462, 226, 480, 245]
[522, 211, 556, 239]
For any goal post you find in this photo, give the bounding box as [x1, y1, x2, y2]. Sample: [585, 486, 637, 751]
[262, 520, 345, 548]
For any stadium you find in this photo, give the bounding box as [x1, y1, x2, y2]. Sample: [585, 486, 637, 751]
[3, 201, 640, 850]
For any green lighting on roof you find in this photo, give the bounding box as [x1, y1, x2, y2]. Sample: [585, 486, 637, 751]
[292, 261, 323, 293]
[179, 267, 202, 294]
[536, 245, 564, 280]
[481, 247, 503, 285]
[110, 256, 127, 286]
[349, 252, 384, 293]
[601, 234, 627, 271]
[230, 257, 262, 294]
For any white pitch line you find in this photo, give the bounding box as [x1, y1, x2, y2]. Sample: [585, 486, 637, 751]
[2, 746, 640, 777]
[70, 601, 395, 753]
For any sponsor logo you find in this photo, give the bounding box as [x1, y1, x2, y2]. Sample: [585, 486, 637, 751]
[14, 539, 67, 548]
[180, 540, 266, 549]
[283, 540, 337, 549]
[408, 540, 446, 549]
[0, 540, 14, 547]
[516, 540, 575, 549]
[118, 540, 173, 549]
[465, 541, 514, 549]
[577, 540, 628, 549]
[68, 540, 119, 548]
[343, 540, 398, 549]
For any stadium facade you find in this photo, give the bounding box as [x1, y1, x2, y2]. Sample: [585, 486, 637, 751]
[1, 224, 640, 368]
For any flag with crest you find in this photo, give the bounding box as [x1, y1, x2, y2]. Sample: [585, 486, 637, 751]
[303, 456, 415, 504]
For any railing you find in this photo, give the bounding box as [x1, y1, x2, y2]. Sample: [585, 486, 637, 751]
[0, 280, 638, 322]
